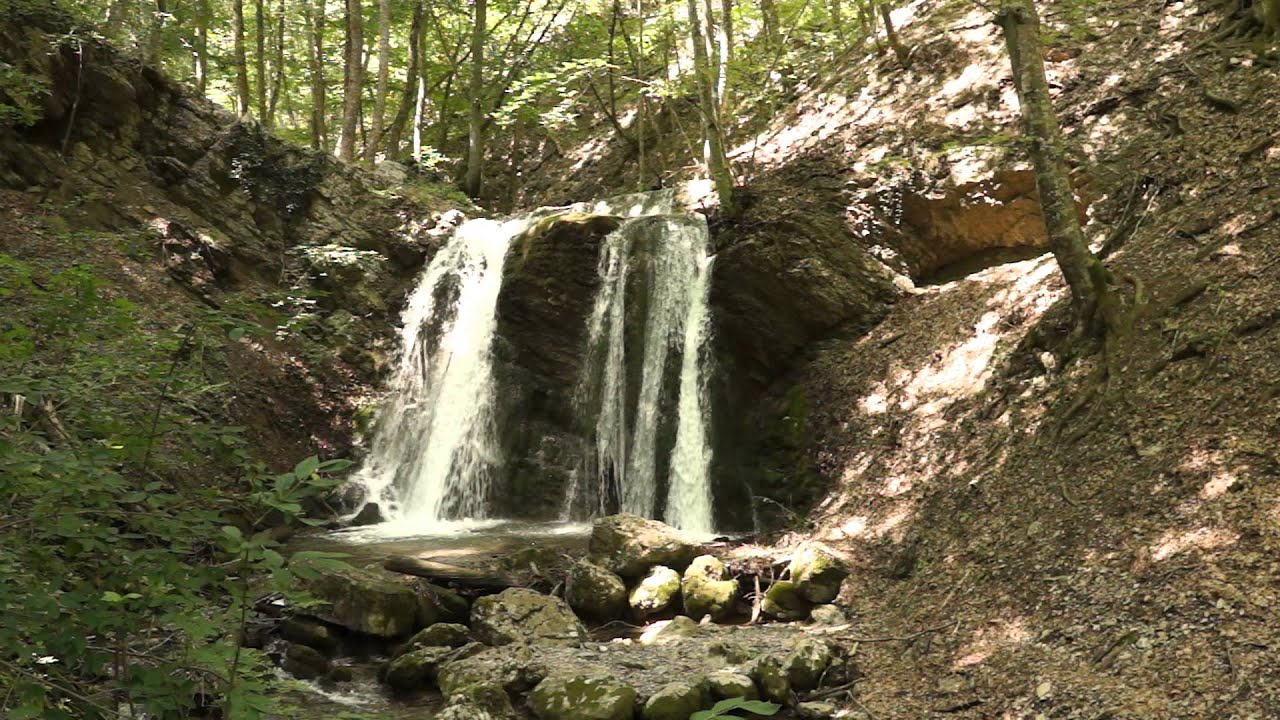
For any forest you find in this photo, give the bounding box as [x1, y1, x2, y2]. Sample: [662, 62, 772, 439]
[1, 0, 1279, 717]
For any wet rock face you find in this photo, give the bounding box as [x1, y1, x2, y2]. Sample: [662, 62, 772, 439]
[490, 213, 622, 520]
[470, 588, 587, 646]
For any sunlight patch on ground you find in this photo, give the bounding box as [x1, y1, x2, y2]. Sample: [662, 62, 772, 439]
[1199, 468, 1239, 500]
[954, 617, 1030, 669]
[1149, 526, 1240, 562]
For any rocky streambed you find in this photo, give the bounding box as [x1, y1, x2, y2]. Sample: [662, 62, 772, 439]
[263, 515, 861, 719]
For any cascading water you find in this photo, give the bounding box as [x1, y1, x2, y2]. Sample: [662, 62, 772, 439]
[567, 212, 718, 534]
[352, 189, 716, 536]
[354, 215, 529, 530]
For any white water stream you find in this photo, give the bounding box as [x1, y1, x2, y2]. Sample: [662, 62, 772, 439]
[353, 191, 716, 536]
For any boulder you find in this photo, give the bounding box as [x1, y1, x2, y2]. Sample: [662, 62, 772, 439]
[438, 645, 547, 697]
[681, 555, 739, 623]
[565, 559, 628, 620]
[588, 514, 700, 577]
[751, 656, 791, 704]
[294, 560, 421, 638]
[384, 646, 460, 692]
[439, 681, 518, 720]
[629, 565, 682, 617]
[808, 605, 847, 627]
[761, 581, 813, 621]
[788, 543, 849, 604]
[279, 616, 339, 654]
[706, 671, 758, 701]
[529, 673, 637, 720]
[395, 623, 472, 658]
[783, 637, 833, 691]
[419, 582, 470, 626]
[281, 643, 330, 680]
[471, 588, 586, 646]
[643, 679, 710, 720]
[637, 615, 698, 646]
[349, 502, 384, 527]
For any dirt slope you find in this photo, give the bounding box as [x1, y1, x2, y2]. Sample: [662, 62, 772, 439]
[720, 0, 1280, 716]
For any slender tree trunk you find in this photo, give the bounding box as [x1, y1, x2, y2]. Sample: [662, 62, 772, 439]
[194, 0, 209, 95]
[266, 0, 286, 128]
[233, 0, 252, 116]
[879, 4, 911, 68]
[760, 0, 778, 50]
[337, 0, 365, 161]
[463, 0, 487, 197]
[686, 0, 734, 212]
[387, 0, 425, 158]
[997, 0, 1109, 331]
[717, 0, 733, 115]
[365, 0, 393, 161]
[146, 0, 168, 64]
[254, 0, 267, 121]
[830, 0, 843, 34]
[302, 0, 328, 150]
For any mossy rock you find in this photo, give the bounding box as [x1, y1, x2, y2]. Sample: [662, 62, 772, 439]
[281, 643, 330, 680]
[761, 581, 812, 621]
[565, 559, 628, 620]
[471, 588, 586, 646]
[681, 555, 739, 622]
[395, 623, 472, 658]
[788, 543, 849, 604]
[589, 514, 700, 578]
[529, 673, 637, 720]
[783, 637, 833, 691]
[383, 645, 458, 692]
[629, 565, 682, 617]
[294, 560, 422, 638]
[643, 679, 710, 720]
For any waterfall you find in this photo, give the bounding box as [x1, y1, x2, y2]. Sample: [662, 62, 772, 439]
[352, 189, 716, 535]
[569, 212, 717, 534]
[355, 215, 527, 529]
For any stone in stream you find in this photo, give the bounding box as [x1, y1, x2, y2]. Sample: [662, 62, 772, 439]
[565, 559, 628, 620]
[437, 645, 547, 697]
[706, 671, 759, 700]
[437, 680, 518, 720]
[788, 543, 849, 604]
[529, 673, 637, 720]
[383, 643, 485, 693]
[681, 555, 740, 622]
[293, 559, 422, 638]
[637, 615, 699, 645]
[418, 582, 470, 626]
[394, 623, 473, 659]
[796, 701, 839, 719]
[643, 679, 710, 720]
[761, 580, 813, 621]
[279, 616, 339, 654]
[471, 588, 586, 646]
[588, 514, 700, 578]
[629, 565, 682, 617]
[281, 643, 330, 680]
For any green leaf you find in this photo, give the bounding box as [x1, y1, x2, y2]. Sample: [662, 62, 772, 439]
[228, 327, 246, 341]
[316, 458, 354, 473]
[221, 525, 243, 542]
[102, 591, 124, 603]
[293, 456, 319, 479]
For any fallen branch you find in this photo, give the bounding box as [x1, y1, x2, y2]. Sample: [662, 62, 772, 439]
[384, 556, 522, 590]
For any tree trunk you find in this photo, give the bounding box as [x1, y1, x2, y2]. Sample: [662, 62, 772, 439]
[830, 0, 843, 34]
[232, 0, 252, 116]
[717, 0, 733, 116]
[387, 0, 425, 158]
[254, 0, 267, 122]
[686, 0, 735, 212]
[337, 0, 365, 162]
[997, 0, 1109, 331]
[266, 0, 286, 128]
[879, 4, 911, 68]
[302, 0, 327, 150]
[760, 0, 778, 50]
[194, 0, 209, 96]
[463, 0, 488, 198]
[365, 0, 393, 161]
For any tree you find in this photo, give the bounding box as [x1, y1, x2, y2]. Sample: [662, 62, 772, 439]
[254, 0, 267, 122]
[232, 0, 251, 115]
[997, 0, 1112, 333]
[302, 0, 327, 150]
[386, 0, 425, 158]
[463, 0, 488, 197]
[193, 0, 209, 95]
[686, 0, 735, 213]
[337, 0, 365, 162]
[365, 0, 392, 161]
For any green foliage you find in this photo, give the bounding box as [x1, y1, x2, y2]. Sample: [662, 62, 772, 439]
[0, 61, 48, 127]
[690, 697, 782, 720]
[0, 252, 351, 718]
